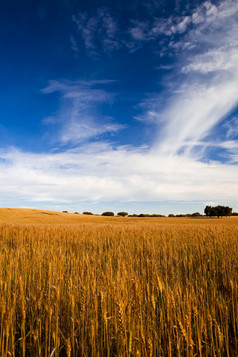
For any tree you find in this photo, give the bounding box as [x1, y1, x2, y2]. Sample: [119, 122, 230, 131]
[204, 206, 212, 216]
[191, 212, 201, 217]
[204, 205, 232, 218]
[117, 212, 128, 217]
[83, 212, 93, 215]
[102, 211, 114, 216]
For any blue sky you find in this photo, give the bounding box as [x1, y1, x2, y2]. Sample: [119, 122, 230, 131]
[0, 0, 237, 214]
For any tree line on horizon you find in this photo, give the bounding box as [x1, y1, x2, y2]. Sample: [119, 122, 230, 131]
[62, 205, 236, 218]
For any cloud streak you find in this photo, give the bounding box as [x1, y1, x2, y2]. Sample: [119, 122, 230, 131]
[42, 80, 124, 145]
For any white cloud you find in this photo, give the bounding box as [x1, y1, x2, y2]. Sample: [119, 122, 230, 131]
[156, 76, 238, 157]
[60, 119, 124, 144]
[128, 15, 191, 45]
[224, 117, 238, 139]
[72, 8, 120, 55]
[129, 21, 150, 41]
[44, 0, 238, 174]
[174, 16, 191, 33]
[42, 80, 124, 144]
[182, 47, 238, 74]
[139, 0, 238, 161]
[70, 35, 79, 53]
[70, 0, 238, 61]
[0, 145, 237, 208]
[194, 1, 218, 23]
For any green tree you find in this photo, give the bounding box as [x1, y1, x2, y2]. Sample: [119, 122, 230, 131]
[204, 205, 232, 218]
[191, 212, 201, 217]
[102, 211, 114, 216]
[117, 212, 128, 217]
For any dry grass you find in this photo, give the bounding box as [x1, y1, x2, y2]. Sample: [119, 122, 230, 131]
[0, 209, 237, 356]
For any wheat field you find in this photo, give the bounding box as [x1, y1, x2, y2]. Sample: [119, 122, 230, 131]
[0, 209, 237, 356]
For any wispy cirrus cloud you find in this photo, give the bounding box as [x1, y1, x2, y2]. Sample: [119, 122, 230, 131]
[72, 4, 194, 55]
[71, 0, 238, 60]
[72, 8, 120, 55]
[45, 0, 238, 164]
[48, 0, 238, 162]
[182, 47, 238, 74]
[155, 76, 238, 158]
[42, 80, 124, 145]
[71, 1, 221, 56]
[137, 0, 238, 162]
[224, 116, 238, 139]
[59, 120, 123, 145]
[128, 14, 191, 44]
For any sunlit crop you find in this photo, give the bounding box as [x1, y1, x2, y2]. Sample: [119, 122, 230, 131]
[0, 214, 237, 356]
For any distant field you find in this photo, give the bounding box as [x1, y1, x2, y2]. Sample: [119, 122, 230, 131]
[0, 208, 237, 356]
[0, 207, 238, 226]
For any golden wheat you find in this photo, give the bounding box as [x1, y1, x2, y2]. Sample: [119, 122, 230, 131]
[0, 216, 237, 356]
